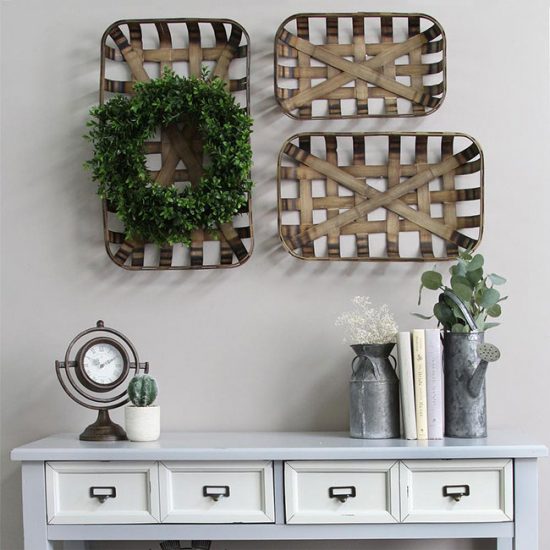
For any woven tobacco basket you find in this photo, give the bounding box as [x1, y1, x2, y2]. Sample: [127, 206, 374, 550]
[99, 18, 252, 270]
[278, 132, 484, 262]
[274, 12, 446, 119]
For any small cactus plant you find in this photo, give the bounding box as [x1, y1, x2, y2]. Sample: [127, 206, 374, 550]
[128, 374, 158, 407]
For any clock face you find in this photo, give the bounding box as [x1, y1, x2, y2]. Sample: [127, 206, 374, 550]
[82, 342, 126, 387]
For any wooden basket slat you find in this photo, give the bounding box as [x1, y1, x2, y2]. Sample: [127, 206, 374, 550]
[99, 18, 252, 270]
[278, 132, 483, 262]
[386, 135, 401, 257]
[409, 16, 427, 116]
[274, 13, 446, 119]
[281, 188, 482, 210]
[325, 17, 341, 117]
[279, 157, 481, 180]
[441, 135, 459, 256]
[381, 16, 398, 115]
[281, 214, 481, 237]
[325, 135, 340, 257]
[277, 61, 443, 80]
[297, 135, 314, 258]
[276, 38, 444, 59]
[276, 81, 444, 104]
[414, 135, 435, 258]
[352, 135, 369, 257]
[103, 43, 248, 62]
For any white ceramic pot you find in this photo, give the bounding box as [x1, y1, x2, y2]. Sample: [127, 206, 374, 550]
[125, 405, 160, 442]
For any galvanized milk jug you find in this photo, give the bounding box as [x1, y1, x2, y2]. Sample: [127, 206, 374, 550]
[443, 332, 500, 438]
[349, 343, 400, 439]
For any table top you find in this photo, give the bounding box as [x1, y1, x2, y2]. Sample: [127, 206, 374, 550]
[10, 431, 548, 461]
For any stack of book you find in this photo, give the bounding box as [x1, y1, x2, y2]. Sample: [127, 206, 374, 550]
[396, 329, 444, 440]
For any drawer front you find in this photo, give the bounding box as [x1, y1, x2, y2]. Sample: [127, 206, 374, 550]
[46, 462, 160, 524]
[400, 459, 513, 523]
[284, 460, 399, 524]
[159, 461, 275, 523]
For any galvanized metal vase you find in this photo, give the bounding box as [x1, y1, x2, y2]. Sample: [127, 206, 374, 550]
[443, 331, 488, 438]
[349, 343, 400, 439]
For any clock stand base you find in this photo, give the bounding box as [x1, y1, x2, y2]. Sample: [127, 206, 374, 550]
[80, 410, 128, 441]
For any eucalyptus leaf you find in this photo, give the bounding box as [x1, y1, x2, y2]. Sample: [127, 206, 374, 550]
[450, 275, 473, 302]
[412, 313, 434, 320]
[487, 303, 502, 317]
[434, 302, 455, 328]
[421, 270, 443, 290]
[483, 322, 501, 329]
[450, 261, 467, 277]
[466, 268, 483, 285]
[442, 294, 466, 323]
[467, 254, 484, 271]
[489, 273, 507, 285]
[478, 288, 500, 308]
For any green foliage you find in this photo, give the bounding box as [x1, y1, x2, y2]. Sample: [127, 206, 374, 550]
[84, 68, 254, 246]
[414, 250, 507, 332]
[128, 374, 158, 407]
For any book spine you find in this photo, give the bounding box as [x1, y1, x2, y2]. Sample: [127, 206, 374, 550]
[412, 329, 428, 440]
[425, 329, 444, 439]
[396, 332, 417, 440]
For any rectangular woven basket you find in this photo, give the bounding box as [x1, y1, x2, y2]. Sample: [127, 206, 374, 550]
[278, 132, 483, 261]
[275, 12, 446, 119]
[99, 18, 252, 270]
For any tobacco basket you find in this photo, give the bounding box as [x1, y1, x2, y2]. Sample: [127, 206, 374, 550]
[278, 132, 484, 261]
[99, 19, 252, 270]
[274, 13, 446, 119]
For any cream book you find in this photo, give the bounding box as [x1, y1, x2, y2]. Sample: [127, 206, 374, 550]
[396, 331, 417, 440]
[425, 328, 444, 440]
[412, 329, 428, 440]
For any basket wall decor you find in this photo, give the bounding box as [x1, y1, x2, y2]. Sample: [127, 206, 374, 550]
[100, 19, 252, 270]
[278, 133, 484, 262]
[274, 13, 446, 119]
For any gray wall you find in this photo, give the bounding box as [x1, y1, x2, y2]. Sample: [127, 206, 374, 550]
[2, 0, 549, 549]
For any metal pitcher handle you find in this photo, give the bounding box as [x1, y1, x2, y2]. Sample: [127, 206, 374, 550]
[388, 354, 398, 371]
[351, 355, 375, 376]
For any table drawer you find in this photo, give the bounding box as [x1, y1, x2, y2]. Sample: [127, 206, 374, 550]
[46, 462, 160, 524]
[284, 460, 399, 524]
[159, 461, 275, 523]
[400, 459, 513, 523]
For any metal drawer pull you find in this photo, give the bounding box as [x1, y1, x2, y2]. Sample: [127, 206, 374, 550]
[90, 486, 117, 503]
[203, 485, 230, 502]
[443, 484, 470, 502]
[329, 486, 356, 503]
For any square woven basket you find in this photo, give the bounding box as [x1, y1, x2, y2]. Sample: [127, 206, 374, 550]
[275, 12, 446, 119]
[99, 18, 252, 270]
[278, 132, 483, 261]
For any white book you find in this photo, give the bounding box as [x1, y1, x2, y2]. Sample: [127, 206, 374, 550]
[396, 332, 417, 440]
[425, 329, 444, 440]
[412, 329, 428, 440]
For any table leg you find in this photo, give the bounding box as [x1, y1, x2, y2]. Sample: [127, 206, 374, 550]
[513, 458, 539, 550]
[21, 462, 54, 550]
[497, 538, 513, 550]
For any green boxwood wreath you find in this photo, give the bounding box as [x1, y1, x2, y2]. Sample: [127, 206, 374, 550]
[85, 69, 253, 246]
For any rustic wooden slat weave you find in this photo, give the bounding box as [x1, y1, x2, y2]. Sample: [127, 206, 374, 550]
[99, 18, 252, 270]
[278, 133, 484, 261]
[274, 13, 446, 119]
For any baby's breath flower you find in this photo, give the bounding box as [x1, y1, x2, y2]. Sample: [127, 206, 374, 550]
[335, 296, 398, 344]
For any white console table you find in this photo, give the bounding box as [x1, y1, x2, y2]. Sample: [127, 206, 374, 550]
[11, 431, 548, 550]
